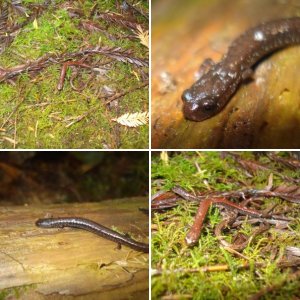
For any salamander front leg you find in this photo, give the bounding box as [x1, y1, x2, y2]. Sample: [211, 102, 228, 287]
[196, 58, 215, 80]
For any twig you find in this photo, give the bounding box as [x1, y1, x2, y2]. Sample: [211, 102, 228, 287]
[97, 12, 143, 30]
[1, 100, 24, 129]
[0, 46, 147, 84]
[123, 1, 149, 20]
[13, 115, 17, 149]
[185, 197, 268, 246]
[222, 246, 250, 260]
[0, 249, 25, 272]
[57, 61, 93, 91]
[152, 260, 300, 276]
[1, 136, 17, 145]
[249, 269, 300, 300]
[1, 87, 29, 129]
[152, 262, 260, 276]
[64, 81, 147, 128]
[34, 120, 38, 138]
[105, 81, 148, 105]
[65, 106, 98, 128]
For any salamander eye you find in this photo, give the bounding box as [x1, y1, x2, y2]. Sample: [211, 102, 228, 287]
[202, 100, 216, 111]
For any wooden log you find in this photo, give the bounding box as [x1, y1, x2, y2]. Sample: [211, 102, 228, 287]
[0, 197, 149, 299]
[152, 0, 300, 148]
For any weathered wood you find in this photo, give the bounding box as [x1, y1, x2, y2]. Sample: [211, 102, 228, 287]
[0, 198, 149, 299]
[152, 0, 300, 148]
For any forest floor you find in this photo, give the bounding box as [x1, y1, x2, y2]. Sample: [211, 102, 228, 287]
[0, 0, 148, 149]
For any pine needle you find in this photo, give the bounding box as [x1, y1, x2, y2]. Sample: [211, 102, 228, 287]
[112, 111, 149, 127]
[135, 25, 149, 48]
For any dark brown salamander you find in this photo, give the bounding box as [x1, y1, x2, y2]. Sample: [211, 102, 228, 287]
[182, 17, 300, 121]
[36, 217, 149, 253]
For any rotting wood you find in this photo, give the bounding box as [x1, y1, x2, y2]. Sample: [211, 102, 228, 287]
[151, 0, 300, 148]
[0, 197, 149, 299]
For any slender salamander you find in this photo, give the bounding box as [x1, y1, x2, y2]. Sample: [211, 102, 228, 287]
[36, 217, 149, 253]
[182, 17, 300, 121]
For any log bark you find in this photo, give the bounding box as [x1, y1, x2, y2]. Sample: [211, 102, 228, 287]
[0, 197, 149, 299]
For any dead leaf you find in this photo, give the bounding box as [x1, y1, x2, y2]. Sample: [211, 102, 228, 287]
[33, 18, 38, 29]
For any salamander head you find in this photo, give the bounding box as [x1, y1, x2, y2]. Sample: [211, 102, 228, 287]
[181, 87, 220, 122]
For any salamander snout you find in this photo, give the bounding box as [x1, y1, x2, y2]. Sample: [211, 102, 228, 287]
[182, 89, 218, 122]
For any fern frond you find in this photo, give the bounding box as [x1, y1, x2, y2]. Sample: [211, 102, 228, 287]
[112, 111, 149, 127]
[134, 25, 149, 48]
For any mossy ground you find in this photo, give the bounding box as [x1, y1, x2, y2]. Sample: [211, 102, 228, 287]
[0, 0, 148, 149]
[151, 152, 300, 299]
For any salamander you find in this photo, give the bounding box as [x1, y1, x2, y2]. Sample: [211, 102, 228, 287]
[36, 217, 149, 253]
[181, 17, 300, 121]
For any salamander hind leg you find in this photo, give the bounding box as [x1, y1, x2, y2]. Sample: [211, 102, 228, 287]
[241, 68, 254, 81]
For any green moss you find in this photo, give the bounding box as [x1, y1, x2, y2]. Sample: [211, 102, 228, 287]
[0, 0, 148, 149]
[0, 284, 36, 300]
[152, 152, 300, 299]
